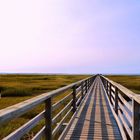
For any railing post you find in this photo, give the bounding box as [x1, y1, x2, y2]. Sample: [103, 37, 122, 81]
[72, 85, 77, 112]
[81, 82, 84, 99]
[101, 77, 104, 85]
[87, 80, 88, 90]
[104, 79, 106, 87]
[91, 77, 93, 84]
[88, 79, 90, 88]
[109, 83, 112, 103]
[88, 79, 90, 89]
[132, 99, 140, 140]
[45, 98, 52, 140]
[87, 79, 89, 90]
[91, 77, 94, 83]
[92, 77, 94, 83]
[90, 78, 92, 85]
[106, 81, 108, 93]
[90, 78, 91, 86]
[86, 80, 88, 93]
[114, 87, 118, 115]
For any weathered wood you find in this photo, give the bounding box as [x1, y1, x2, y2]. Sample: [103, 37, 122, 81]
[72, 85, 77, 112]
[118, 93, 132, 111]
[2, 74, 140, 140]
[118, 110, 132, 139]
[111, 96, 115, 107]
[32, 126, 45, 140]
[76, 90, 81, 99]
[111, 93, 115, 101]
[45, 98, 52, 140]
[85, 80, 88, 93]
[106, 81, 108, 93]
[88, 79, 90, 88]
[101, 75, 140, 140]
[52, 108, 72, 137]
[76, 95, 82, 106]
[101, 79, 128, 140]
[0, 76, 91, 125]
[132, 99, 140, 140]
[52, 100, 72, 124]
[0, 75, 95, 140]
[109, 83, 112, 102]
[3, 111, 45, 140]
[76, 86, 81, 94]
[101, 75, 140, 104]
[111, 90, 115, 99]
[118, 101, 132, 125]
[111, 86, 115, 92]
[59, 81, 95, 140]
[64, 77, 122, 140]
[114, 87, 118, 114]
[81, 82, 84, 99]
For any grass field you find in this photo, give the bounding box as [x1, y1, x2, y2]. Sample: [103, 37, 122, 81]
[0, 74, 140, 139]
[0, 74, 89, 109]
[106, 75, 140, 94]
[0, 74, 89, 139]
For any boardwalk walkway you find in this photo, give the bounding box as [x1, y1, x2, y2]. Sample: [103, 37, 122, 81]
[64, 77, 122, 140]
[1, 75, 139, 140]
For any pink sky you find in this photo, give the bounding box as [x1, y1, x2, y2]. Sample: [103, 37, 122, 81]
[0, 0, 140, 74]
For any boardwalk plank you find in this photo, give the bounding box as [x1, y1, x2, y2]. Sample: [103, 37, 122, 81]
[64, 77, 122, 140]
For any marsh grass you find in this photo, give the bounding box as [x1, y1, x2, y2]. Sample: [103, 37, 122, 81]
[0, 74, 89, 139]
[0, 74, 88, 108]
[106, 75, 140, 94]
[1, 74, 139, 139]
[1, 88, 32, 97]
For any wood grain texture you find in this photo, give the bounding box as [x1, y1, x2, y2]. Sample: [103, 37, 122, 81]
[64, 77, 122, 140]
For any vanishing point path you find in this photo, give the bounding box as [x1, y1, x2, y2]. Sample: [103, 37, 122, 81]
[1, 75, 140, 140]
[64, 77, 122, 140]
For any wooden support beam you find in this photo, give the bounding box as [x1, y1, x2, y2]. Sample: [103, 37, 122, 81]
[45, 98, 52, 140]
[81, 82, 84, 99]
[114, 87, 118, 115]
[85, 80, 88, 93]
[72, 85, 77, 112]
[106, 81, 108, 93]
[109, 83, 112, 103]
[132, 99, 140, 140]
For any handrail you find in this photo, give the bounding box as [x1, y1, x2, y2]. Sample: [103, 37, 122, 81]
[0, 75, 96, 140]
[101, 75, 140, 103]
[0, 76, 91, 124]
[100, 75, 140, 140]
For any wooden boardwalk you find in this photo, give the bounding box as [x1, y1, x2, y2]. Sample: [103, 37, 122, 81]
[1, 75, 140, 140]
[64, 77, 122, 140]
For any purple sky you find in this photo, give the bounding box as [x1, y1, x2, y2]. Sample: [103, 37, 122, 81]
[0, 0, 140, 74]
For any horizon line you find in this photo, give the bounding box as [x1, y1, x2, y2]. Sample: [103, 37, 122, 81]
[0, 72, 140, 75]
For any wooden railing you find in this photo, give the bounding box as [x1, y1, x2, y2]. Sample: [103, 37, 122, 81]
[0, 75, 96, 140]
[100, 75, 140, 140]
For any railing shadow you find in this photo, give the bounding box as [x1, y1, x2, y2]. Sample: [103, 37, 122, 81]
[68, 78, 122, 140]
[69, 82, 96, 139]
[101, 81, 122, 140]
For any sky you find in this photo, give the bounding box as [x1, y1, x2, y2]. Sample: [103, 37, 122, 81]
[0, 0, 140, 74]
